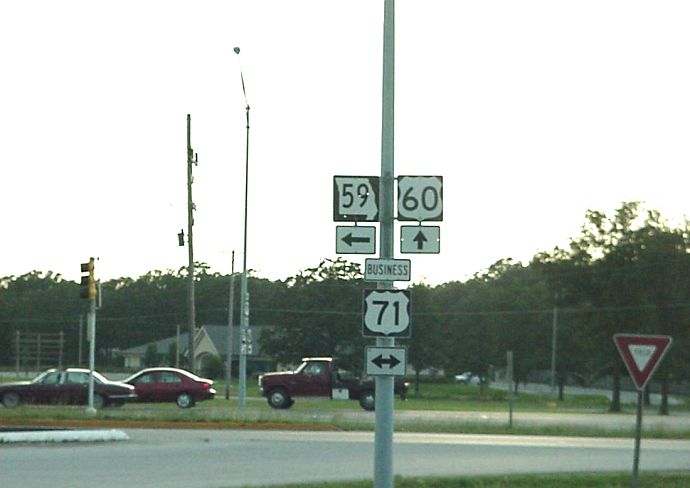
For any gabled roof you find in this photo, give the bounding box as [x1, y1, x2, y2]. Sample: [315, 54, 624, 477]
[120, 333, 190, 356]
[120, 325, 272, 358]
[200, 324, 270, 357]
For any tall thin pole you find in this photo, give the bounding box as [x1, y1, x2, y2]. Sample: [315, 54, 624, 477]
[235, 47, 251, 408]
[226, 251, 236, 400]
[632, 390, 643, 488]
[550, 303, 558, 394]
[186, 114, 197, 373]
[78, 315, 84, 367]
[374, 2, 395, 488]
[85, 299, 97, 415]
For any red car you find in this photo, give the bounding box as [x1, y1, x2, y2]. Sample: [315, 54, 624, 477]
[0, 368, 136, 409]
[123, 367, 216, 408]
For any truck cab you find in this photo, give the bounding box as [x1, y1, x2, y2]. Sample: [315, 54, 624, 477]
[258, 357, 408, 411]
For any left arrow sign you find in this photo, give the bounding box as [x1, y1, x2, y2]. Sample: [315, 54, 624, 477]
[336, 226, 376, 254]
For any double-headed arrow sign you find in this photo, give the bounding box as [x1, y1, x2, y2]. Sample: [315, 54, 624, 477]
[365, 346, 406, 376]
[372, 354, 400, 369]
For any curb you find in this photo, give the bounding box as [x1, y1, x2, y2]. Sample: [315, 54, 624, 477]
[0, 429, 129, 444]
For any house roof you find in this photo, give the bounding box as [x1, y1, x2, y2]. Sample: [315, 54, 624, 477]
[200, 324, 269, 357]
[119, 333, 190, 356]
[120, 325, 271, 358]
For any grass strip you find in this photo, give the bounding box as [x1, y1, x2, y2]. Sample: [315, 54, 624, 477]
[236, 472, 690, 488]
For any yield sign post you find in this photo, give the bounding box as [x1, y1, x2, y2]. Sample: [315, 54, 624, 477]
[613, 333, 672, 488]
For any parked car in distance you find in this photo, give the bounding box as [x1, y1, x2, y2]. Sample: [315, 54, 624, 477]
[454, 371, 485, 385]
[0, 368, 137, 409]
[123, 367, 216, 408]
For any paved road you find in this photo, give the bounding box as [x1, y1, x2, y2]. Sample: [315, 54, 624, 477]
[2, 429, 690, 488]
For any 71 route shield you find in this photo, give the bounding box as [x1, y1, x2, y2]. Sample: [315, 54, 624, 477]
[362, 289, 411, 338]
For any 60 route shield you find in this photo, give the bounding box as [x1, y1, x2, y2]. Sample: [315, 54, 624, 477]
[362, 289, 411, 337]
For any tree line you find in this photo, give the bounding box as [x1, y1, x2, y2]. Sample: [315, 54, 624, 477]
[1, 202, 689, 413]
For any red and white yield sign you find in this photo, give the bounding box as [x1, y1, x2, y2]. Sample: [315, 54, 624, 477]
[613, 334, 672, 391]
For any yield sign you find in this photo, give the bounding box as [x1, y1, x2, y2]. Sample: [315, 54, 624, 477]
[613, 334, 672, 391]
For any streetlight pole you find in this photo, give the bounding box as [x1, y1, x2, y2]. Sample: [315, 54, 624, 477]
[225, 251, 235, 400]
[234, 46, 251, 408]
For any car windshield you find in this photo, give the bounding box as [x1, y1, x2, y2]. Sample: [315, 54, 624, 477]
[91, 371, 108, 384]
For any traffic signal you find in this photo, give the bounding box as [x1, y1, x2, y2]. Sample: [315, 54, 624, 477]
[80, 258, 97, 301]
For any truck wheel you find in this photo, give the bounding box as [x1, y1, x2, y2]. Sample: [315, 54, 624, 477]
[267, 388, 292, 409]
[359, 391, 375, 411]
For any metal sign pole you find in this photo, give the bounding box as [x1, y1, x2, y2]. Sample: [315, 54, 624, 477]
[374, 1, 395, 488]
[86, 300, 97, 415]
[632, 390, 643, 488]
[506, 350, 514, 428]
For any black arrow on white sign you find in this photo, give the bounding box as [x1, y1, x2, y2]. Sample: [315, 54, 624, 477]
[413, 230, 427, 250]
[342, 232, 372, 247]
[372, 354, 401, 369]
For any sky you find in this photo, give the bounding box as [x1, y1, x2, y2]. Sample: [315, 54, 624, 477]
[3, 1, 690, 287]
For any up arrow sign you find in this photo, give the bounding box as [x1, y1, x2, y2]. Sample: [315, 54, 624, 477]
[613, 334, 672, 391]
[412, 231, 427, 250]
[400, 226, 440, 254]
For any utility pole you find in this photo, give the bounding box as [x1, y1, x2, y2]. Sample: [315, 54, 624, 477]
[186, 114, 198, 373]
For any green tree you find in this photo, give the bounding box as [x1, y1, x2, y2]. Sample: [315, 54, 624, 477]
[143, 344, 160, 367]
[259, 258, 366, 371]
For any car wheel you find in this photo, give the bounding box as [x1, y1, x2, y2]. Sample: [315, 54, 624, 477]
[2, 391, 21, 408]
[267, 388, 291, 409]
[176, 393, 194, 409]
[359, 391, 375, 411]
[93, 393, 106, 409]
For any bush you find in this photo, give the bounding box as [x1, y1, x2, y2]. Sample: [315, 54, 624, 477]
[200, 355, 224, 379]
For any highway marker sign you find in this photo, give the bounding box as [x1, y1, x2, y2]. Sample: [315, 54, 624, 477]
[362, 289, 411, 337]
[397, 175, 443, 221]
[365, 346, 407, 376]
[333, 175, 380, 222]
[336, 226, 376, 254]
[613, 334, 672, 390]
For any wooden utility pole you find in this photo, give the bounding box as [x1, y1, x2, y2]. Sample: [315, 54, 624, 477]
[186, 114, 198, 372]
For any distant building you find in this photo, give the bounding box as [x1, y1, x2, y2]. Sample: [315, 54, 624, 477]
[118, 324, 274, 374]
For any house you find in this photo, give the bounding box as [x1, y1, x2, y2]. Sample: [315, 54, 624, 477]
[119, 324, 274, 374]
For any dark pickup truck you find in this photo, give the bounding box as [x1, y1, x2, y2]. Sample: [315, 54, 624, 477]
[258, 357, 409, 411]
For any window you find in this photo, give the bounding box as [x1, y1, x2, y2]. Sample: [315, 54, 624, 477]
[41, 372, 61, 384]
[159, 372, 182, 384]
[133, 373, 156, 384]
[303, 362, 326, 376]
[65, 372, 90, 384]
